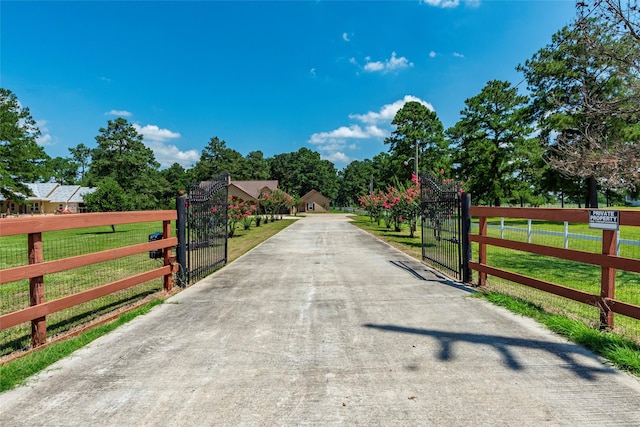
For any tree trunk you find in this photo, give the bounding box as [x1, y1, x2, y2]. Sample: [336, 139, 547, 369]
[586, 176, 598, 208]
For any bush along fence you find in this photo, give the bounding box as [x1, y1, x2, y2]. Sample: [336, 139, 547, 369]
[469, 207, 640, 331]
[0, 211, 178, 354]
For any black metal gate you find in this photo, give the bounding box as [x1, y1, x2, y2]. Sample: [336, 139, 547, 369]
[420, 172, 470, 281]
[176, 173, 229, 285]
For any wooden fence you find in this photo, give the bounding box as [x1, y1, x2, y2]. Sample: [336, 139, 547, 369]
[0, 211, 177, 348]
[469, 207, 640, 329]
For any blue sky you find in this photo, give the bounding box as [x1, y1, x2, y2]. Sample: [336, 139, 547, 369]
[2, 0, 576, 170]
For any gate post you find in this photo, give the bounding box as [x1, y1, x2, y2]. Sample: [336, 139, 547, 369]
[600, 229, 617, 329]
[176, 194, 187, 287]
[461, 193, 472, 283]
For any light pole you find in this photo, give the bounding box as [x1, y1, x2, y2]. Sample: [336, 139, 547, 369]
[403, 142, 420, 236]
[414, 141, 418, 179]
[403, 142, 419, 179]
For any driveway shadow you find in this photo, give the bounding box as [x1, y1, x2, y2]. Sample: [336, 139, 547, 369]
[388, 259, 476, 293]
[363, 323, 615, 381]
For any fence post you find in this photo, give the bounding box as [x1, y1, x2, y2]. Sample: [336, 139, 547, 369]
[28, 232, 46, 347]
[163, 219, 173, 292]
[564, 221, 569, 249]
[600, 229, 617, 329]
[461, 193, 472, 283]
[478, 216, 488, 287]
[176, 195, 187, 286]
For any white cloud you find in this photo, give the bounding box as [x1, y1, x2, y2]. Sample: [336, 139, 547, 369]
[429, 51, 437, 58]
[453, 52, 464, 58]
[324, 152, 351, 163]
[420, 0, 461, 8]
[309, 125, 371, 144]
[364, 61, 385, 72]
[348, 95, 434, 125]
[308, 95, 434, 165]
[35, 120, 55, 147]
[37, 133, 53, 147]
[342, 32, 350, 42]
[310, 67, 317, 77]
[106, 109, 132, 117]
[363, 52, 413, 74]
[132, 123, 199, 168]
[133, 124, 180, 142]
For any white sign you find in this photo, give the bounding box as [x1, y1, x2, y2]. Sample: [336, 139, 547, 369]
[589, 210, 619, 230]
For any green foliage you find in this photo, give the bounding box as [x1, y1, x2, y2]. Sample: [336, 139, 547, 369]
[160, 162, 190, 207]
[447, 80, 537, 206]
[0, 88, 50, 199]
[519, 18, 640, 207]
[384, 101, 449, 183]
[259, 188, 295, 220]
[86, 117, 168, 210]
[191, 137, 246, 181]
[44, 156, 79, 185]
[84, 177, 129, 212]
[269, 147, 339, 200]
[68, 143, 91, 182]
[245, 150, 271, 180]
[228, 196, 257, 235]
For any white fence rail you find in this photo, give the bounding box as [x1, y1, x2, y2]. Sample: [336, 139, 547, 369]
[472, 218, 640, 256]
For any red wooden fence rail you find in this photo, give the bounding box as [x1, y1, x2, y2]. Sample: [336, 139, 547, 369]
[0, 211, 177, 347]
[469, 207, 640, 329]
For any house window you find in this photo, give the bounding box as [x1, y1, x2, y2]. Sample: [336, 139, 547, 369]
[30, 202, 39, 212]
[307, 202, 314, 211]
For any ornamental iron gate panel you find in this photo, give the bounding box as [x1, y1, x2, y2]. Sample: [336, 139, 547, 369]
[176, 173, 229, 285]
[420, 172, 470, 281]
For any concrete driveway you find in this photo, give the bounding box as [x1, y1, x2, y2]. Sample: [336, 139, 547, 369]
[1, 214, 640, 426]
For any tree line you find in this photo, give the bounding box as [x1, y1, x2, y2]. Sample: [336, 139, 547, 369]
[2, 1, 638, 210]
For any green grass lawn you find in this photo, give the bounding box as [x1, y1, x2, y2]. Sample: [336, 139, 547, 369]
[1, 221, 169, 357]
[227, 218, 297, 262]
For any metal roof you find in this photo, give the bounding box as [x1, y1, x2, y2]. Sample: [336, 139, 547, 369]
[0, 183, 95, 203]
[25, 183, 59, 200]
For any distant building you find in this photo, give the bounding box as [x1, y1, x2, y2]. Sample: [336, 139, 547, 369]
[298, 189, 330, 213]
[228, 180, 280, 204]
[625, 195, 640, 207]
[1, 183, 96, 216]
[197, 179, 296, 214]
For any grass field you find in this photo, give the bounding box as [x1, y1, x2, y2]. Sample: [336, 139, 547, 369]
[1, 221, 169, 357]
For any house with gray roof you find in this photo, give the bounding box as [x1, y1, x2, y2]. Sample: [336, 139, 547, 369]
[1, 183, 96, 216]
